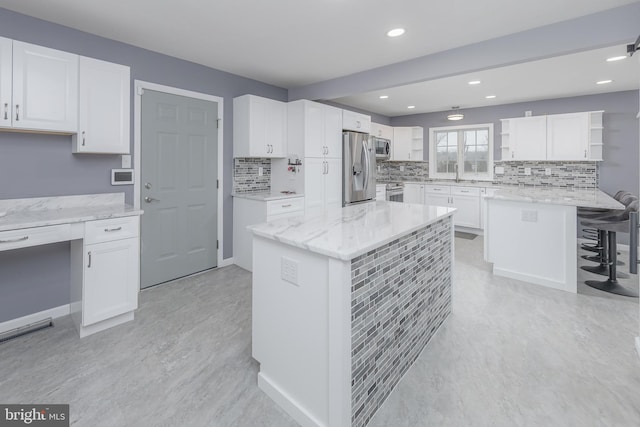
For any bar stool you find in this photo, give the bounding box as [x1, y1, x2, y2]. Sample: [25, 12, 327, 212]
[581, 200, 639, 297]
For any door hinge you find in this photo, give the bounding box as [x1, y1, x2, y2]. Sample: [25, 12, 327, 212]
[217, 118, 220, 129]
[217, 179, 219, 189]
[137, 86, 144, 96]
[216, 240, 219, 249]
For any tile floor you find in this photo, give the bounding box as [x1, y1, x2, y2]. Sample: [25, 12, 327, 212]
[1, 237, 639, 426]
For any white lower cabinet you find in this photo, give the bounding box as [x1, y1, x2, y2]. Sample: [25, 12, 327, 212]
[233, 196, 305, 272]
[83, 237, 138, 326]
[71, 216, 140, 337]
[404, 183, 425, 204]
[304, 157, 341, 212]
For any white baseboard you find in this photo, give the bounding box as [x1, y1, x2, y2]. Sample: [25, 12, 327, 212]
[218, 257, 235, 268]
[0, 304, 70, 335]
[257, 373, 324, 427]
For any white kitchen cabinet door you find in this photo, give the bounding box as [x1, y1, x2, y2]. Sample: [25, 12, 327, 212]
[0, 37, 11, 129]
[451, 194, 481, 228]
[82, 237, 139, 326]
[404, 183, 424, 204]
[324, 157, 343, 209]
[342, 109, 371, 133]
[509, 116, 546, 160]
[425, 193, 450, 208]
[74, 57, 130, 154]
[323, 105, 343, 158]
[392, 127, 412, 161]
[371, 122, 394, 141]
[233, 94, 287, 158]
[12, 41, 78, 132]
[304, 157, 326, 212]
[546, 112, 589, 160]
[303, 101, 325, 158]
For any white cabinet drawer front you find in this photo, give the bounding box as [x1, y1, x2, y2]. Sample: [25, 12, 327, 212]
[84, 216, 139, 244]
[451, 186, 481, 196]
[424, 185, 451, 194]
[0, 224, 71, 251]
[266, 197, 305, 217]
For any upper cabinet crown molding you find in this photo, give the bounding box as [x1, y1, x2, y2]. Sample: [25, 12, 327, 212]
[233, 94, 287, 158]
[501, 111, 603, 162]
[73, 56, 131, 154]
[1, 39, 79, 133]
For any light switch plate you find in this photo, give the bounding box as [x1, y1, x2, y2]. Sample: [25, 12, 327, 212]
[521, 210, 538, 222]
[495, 166, 505, 175]
[121, 155, 131, 169]
[525, 110, 532, 117]
[545, 168, 552, 176]
[258, 167, 263, 176]
[524, 167, 532, 176]
[400, 166, 405, 172]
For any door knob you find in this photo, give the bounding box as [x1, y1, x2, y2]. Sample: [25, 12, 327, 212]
[144, 197, 160, 203]
[145, 182, 152, 189]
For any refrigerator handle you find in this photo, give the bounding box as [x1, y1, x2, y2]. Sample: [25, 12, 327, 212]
[362, 139, 371, 192]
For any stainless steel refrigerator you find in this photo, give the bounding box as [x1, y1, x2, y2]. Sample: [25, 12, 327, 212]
[343, 131, 376, 206]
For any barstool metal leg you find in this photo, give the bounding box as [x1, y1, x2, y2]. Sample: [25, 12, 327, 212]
[585, 231, 638, 297]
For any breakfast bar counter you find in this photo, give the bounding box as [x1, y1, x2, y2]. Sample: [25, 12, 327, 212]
[248, 201, 455, 427]
[484, 187, 623, 293]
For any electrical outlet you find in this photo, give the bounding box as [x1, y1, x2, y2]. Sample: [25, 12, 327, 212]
[258, 167, 263, 176]
[281, 257, 299, 286]
[494, 166, 505, 175]
[524, 167, 532, 176]
[525, 110, 532, 117]
[545, 168, 552, 176]
[121, 155, 131, 169]
[377, 165, 381, 172]
[521, 210, 538, 222]
[400, 165, 405, 172]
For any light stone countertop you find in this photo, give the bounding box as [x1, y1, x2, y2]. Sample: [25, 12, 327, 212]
[400, 180, 498, 188]
[0, 193, 143, 232]
[248, 200, 455, 261]
[485, 187, 623, 210]
[231, 191, 303, 201]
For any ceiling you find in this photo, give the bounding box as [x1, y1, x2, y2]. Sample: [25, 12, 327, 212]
[0, 0, 636, 89]
[332, 44, 640, 116]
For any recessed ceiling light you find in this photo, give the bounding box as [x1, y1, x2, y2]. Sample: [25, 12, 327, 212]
[379, 95, 389, 99]
[606, 56, 627, 62]
[468, 80, 481, 85]
[387, 28, 405, 38]
[596, 80, 613, 85]
[485, 95, 497, 99]
[407, 105, 415, 109]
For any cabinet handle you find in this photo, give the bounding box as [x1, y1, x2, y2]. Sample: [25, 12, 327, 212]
[461, 190, 469, 193]
[15, 104, 19, 121]
[584, 149, 587, 158]
[408, 152, 411, 159]
[0, 236, 29, 244]
[281, 204, 292, 208]
[511, 151, 514, 158]
[104, 226, 122, 232]
[3, 103, 7, 120]
[356, 120, 361, 128]
[87, 251, 92, 268]
[326, 161, 329, 174]
[82, 131, 86, 146]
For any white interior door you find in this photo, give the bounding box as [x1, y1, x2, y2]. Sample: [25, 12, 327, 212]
[140, 89, 218, 289]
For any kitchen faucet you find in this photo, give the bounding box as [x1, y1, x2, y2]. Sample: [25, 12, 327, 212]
[455, 163, 460, 183]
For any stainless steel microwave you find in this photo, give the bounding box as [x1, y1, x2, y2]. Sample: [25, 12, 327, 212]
[372, 136, 390, 159]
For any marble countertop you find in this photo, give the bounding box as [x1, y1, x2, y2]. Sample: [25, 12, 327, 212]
[248, 200, 455, 261]
[0, 193, 143, 232]
[232, 191, 303, 201]
[485, 187, 623, 209]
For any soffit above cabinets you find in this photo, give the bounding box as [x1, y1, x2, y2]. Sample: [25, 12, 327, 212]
[0, 0, 636, 88]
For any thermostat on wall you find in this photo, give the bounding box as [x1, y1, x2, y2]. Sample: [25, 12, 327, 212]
[111, 169, 134, 185]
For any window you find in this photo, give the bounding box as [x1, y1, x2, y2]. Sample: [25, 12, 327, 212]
[429, 123, 494, 181]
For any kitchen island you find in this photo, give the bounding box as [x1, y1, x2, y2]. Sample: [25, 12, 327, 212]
[484, 186, 623, 293]
[248, 201, 455, 427]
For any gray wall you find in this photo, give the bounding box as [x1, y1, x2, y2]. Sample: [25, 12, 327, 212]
[391, 90, 640, 198]
[0, 8, 286, 322]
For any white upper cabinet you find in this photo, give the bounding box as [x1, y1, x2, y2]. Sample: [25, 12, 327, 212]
[502, 111, 603, 161]
[234, 94, 287, 158]
[546, 112, 590, 160]
[73, 56, 130, 154]
[288, 99, 342, 159]
[0, 37, 11, 128]
[392, 126, 423, 161]
[342, 109, 371, 133]
[11, 41, 78, 133]
[508, 116, 547, 161]
[370, 122, 393, 140]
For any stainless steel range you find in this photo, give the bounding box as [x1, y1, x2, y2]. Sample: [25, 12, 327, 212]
[385, 182, 404, 202]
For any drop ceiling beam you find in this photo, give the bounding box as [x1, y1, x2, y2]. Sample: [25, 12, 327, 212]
[288, 2, 640, 101]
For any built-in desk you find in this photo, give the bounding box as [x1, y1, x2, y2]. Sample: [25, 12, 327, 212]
[0, 193, 143, 338]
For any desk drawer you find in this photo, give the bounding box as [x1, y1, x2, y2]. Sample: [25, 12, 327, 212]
[451, 186, 481, 196]
[84, 216, 139, 245]
[266, 197, 304, 217]
[424, 185, 451, 194]
[0, 224, 71, 252]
